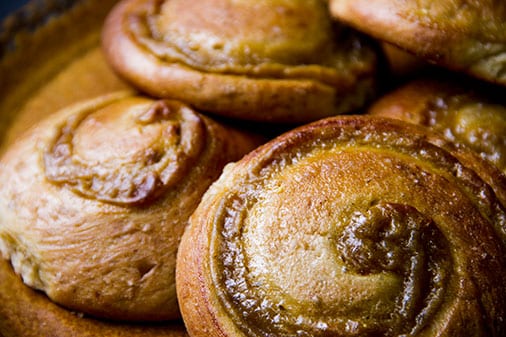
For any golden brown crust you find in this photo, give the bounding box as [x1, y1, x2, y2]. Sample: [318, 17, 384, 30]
[0, 91, 263, 321]
[329, 0, 506, 85]
[369, 77, 506, 174]
[0, 259, 188, 337]
[101, 0, 379, 123]
[176, 115, 506, 337]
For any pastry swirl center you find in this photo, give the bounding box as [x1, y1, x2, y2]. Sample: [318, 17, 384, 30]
[125, 0, 375, 84]
[213, 151, 454, 337]
[336, 202, 449, 335]
[44, 97, 205, 205]
[135, 0, 334, 67]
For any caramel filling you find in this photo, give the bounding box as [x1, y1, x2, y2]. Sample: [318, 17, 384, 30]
[44, 97, 205, 205]
[125, 0, 375, 85]
[208, 118, 506, 336]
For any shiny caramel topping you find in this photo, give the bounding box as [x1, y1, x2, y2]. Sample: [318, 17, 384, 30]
[44, 97, 205, 205]
[337, 203, 449, 334]
[150, 0, 333, 66]
[208, 117, 506, 336]
[423, 95, 506, 172]
[126, 0, 372, 82]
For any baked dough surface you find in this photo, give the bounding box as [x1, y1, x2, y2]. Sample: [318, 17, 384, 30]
[177, 116, 506, 337]
[101, 0, 379, 123]
[369, 77, 506, 173]
[0, 92, 261, 321]
[329, 0, 506, 85]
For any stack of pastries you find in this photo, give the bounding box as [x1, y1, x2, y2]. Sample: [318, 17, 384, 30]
[0, 0, 505, 336]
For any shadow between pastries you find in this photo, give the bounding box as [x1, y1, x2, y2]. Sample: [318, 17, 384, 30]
[102, 0, 380, 123]
[0, 91, 262, 322]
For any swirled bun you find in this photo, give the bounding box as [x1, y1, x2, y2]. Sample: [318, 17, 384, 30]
[176, 116, 506, 337]
[329, 0, 506, 85]
[369, 77, 506, 173]
[0, 91, 262, 321]
[101, 0, 379, 123]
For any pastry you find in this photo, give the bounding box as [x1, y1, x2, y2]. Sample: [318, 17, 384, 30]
[0, 256, 188, 337]
[369, 77, 506, 173]
[328, 0, 506, 86]
[101, 0, 379, 123]
[0, 91, 262, 321]
[176, 115, 506, 337]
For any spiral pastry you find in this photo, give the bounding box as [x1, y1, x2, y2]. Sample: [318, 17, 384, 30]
[329, 0, 506, 86]
[176, 116, 506, 337]
[101, 0, 379, 123]
[0, 92, 262, 321]
[369, 77, 506, 174]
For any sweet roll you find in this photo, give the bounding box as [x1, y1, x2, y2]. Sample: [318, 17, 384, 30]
[0, 91, 262, 321]
[176, 115, 506, 337]
[101, 0, 379, 123]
